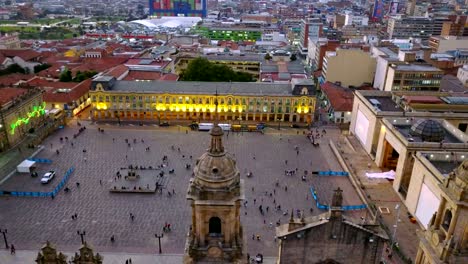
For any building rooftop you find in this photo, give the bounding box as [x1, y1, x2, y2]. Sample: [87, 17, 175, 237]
[440, 75, 467, 93]
[378, 47, 398, 58]
[429, 161, 461, 176]
[108, 81, 295, 96]
[364, 96, 404, 112]
[0, 87, 28, 105]
[392, 64, 442, 72]
[392, 119, 462, 143]
[320, 82, 354, 111]
[419, 151, 467, 177]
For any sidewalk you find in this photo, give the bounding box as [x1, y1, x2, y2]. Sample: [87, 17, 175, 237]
[330, 134, 420, 263]
[0, 249, 277, 264]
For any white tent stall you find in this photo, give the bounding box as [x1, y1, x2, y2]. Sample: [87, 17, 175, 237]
[17, 159, 36, 173]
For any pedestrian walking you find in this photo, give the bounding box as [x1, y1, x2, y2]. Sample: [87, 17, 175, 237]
[76, 182, 80, 187]
[10, 244, 15, 255]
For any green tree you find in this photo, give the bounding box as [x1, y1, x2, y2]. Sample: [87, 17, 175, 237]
[73, 70, 85, 82]
[59, 69, 72, 82]
[34, 63, 51, 73]
[290, 54, 297, 61]
[264, 53, 272, 61]
[0, 63, 26, 75]
[180, 58, 253, 82]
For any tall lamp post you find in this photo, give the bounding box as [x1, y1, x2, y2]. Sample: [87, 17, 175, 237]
[155, 233, 163, 254]
[77, 230, 86, 244]
[0, 229, 8, 249]
[277, 118, 283, 130]
[389, 204, 401, 258]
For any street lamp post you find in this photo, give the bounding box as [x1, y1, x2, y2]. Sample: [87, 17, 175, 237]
[114, 111, 121, 126]
[389, 204, 401, 258]
[157, 110, 161, 125]
[155, 233, 164, 254]
[277, 118, 283, 130]
[77, 230, 86, 244]
[0, 229, 8, 249]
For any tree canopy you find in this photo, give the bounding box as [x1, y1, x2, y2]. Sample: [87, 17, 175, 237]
[180, 57, 253, 82]
[0, 63, 26, 76]
[59, 69, 97, 82]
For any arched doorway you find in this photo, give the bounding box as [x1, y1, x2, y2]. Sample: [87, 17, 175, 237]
[209, 217, 222, 235]
[442, 209, 452, 230]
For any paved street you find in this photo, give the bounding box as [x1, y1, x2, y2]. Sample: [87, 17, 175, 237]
[0, 121, 364, 259]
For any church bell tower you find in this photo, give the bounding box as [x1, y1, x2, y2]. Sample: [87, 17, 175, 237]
[415, 160, 468, 264]
[184, 104, 245, 263]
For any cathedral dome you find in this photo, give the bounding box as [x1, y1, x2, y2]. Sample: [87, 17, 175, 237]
[192, 124, 240, 189]
[410, 119, 445, 142]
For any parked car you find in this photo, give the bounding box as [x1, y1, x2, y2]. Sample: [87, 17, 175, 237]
[160, 121, 170, 127]
[41, 170, 56, 184]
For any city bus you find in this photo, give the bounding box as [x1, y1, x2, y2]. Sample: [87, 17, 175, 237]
[198, 123, 214, 131]
[198, 123, 231, 131]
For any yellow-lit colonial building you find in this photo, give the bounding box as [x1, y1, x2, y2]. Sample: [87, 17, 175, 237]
[89, 76, 316, 124]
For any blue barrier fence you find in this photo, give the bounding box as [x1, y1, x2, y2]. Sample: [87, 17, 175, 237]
[27, 158, 53, 164]
[0, 167, 74, 198]
[313, 171, 349, 176]
[310, 186, 366, 211]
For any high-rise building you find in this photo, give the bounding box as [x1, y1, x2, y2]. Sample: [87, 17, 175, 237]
[388, 1, 399, 16]
[149, 0, 207, 17]
[387, 16, 449, 40]
[299, 17, 323, 55]
[371, 0, 385, 21]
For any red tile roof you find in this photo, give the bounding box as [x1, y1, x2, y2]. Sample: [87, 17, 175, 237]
[26, 77, 77, 89]
[320, 82, 354, 112]
[0, 73, 34, 86]
[42, 79, 91, 103]
[159, 73, 179, 81]
[0, 49, 41, 61]
[105, 64, 129, 79]
[402, 95, 443, 104]
[35, 64, 66, 79]
[123, 71, 162, 81]
[73, 57, 128, 73]
[0, 87, 28, 105]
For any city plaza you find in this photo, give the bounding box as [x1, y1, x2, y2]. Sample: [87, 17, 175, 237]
[0, 120, 363, 259]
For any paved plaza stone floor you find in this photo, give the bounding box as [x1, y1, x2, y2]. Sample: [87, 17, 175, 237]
[0, 121, 364, 258]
